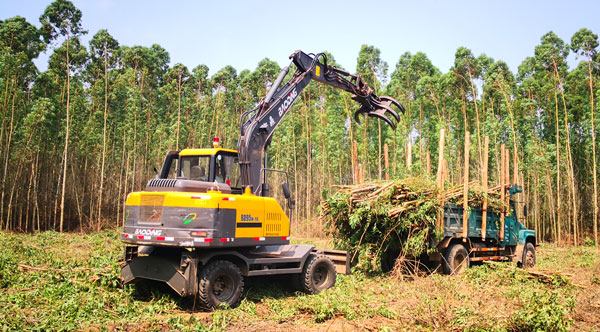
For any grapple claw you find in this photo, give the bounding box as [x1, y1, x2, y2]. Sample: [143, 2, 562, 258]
[351, 94, 404, 130]
[354, 106, 368, 125]
[380, 96, 405, 114]
[370, 109, 397, 129]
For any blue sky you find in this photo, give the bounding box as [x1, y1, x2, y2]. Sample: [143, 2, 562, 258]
[2, 0, 599, 76]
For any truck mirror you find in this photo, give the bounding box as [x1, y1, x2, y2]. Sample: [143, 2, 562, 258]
[282, 181, 291, 199]
[523, 204, 528, 217]
[153, 167, 159, 178]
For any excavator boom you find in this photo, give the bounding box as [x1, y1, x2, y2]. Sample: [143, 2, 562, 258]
[238, 50, 404, 195]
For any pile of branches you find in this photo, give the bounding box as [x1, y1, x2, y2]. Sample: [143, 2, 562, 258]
[319, 177, 507, 273]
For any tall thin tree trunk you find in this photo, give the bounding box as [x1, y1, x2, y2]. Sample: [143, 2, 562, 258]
[97, 44, 109, 232]
[553, 88, 562, 245]
[553, 60, 577, 245]
[0, 75, 17, 230]
[176, 72, 182, 149]
[587, 53, 598, 248]
[467, 70, 483, 169]
[59, 29, 71, 232]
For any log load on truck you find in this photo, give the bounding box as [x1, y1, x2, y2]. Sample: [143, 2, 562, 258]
[324, 176, 537, 274]
[119, 50, 404, 310]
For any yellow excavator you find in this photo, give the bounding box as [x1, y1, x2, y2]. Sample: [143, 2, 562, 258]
[120, 50, 404, 310]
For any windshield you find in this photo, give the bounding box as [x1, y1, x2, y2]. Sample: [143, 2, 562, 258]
[179, 156, 211, 181]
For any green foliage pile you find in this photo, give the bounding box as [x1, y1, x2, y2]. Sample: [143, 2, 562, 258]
[320, 177, 508, 272]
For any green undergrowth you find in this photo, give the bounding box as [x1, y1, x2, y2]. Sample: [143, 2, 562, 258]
[0, 231, 595, 331]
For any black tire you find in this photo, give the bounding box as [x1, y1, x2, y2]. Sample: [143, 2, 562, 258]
[442, 243, 469, 275]
[522, 242, 536, 268]
[197, 260, 244, 310]
[299, 254, 337, 294]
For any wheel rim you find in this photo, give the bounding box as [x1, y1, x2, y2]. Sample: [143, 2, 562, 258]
[313, 263, 329, 287]
[453, 253, 467, 274]
[212, 275, 234, 302]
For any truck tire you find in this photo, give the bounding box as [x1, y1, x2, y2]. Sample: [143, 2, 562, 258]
[442, 243, 469, 275]
[522, 242, 536, 268]
[298, 254, 336, 294]
[197, 260, 244, 310]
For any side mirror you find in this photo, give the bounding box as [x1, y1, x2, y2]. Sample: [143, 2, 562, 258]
[523, 204, 528, 217]
[153, 167, 159, 178]
[282, 181, 291, 199]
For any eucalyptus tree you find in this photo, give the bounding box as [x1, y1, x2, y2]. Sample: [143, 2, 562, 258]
[47, 36, 88, 229]
[161, 63, 190, 150]
[452, 47, 484, 168]
[120, 44, 169, 191]
[0, 16, 44, 230]
[39, 0, 85, 232]
[209, 65, 238, 147]
[388, 52, 439, 175]
[356, 45, 388, 179]
[534, 31, 576, 244]
[89, 29, 119, 228]
[571, 28, 599, 247]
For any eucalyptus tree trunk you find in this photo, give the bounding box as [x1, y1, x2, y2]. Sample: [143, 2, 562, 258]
[97, 44, 109, 231]
[586, 53, 598, 247]
[59, 28, 71, 232]
[553, 59, 577, 245]
[553, 88, 562, 245]
[176, 71, 182, 150]
[0, 75, 17, 230]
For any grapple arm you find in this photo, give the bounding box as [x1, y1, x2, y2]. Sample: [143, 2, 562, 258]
[290, 50, 404, 129]
[238, 50, 405, 195]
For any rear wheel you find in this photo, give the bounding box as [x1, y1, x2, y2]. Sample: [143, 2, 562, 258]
[197, 260, 244, 310]
[442, 244, 469, 275]
[522, 242, 536, 268]
[298, 254, 336, 294]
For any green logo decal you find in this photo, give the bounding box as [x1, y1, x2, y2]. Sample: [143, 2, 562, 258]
[183, 213, 197, 225]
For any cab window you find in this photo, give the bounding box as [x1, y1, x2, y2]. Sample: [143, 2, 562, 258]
[179, 155, 211, 181]
[216, 153, 241, 189]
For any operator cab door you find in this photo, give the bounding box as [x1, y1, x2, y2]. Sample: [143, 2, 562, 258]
[213, 151, 242, 194]
[215, 151, 265, 239]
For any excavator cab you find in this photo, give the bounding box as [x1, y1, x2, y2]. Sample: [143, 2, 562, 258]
[122, 138, 292, 248]
[159, 147, 243, 194]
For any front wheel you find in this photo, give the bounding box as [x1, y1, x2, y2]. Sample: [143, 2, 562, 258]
[197, 260, 244, 310]
[298, 254, 337, 294]
[522, 242, 536, 268]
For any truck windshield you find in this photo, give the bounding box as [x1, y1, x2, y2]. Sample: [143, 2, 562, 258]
[179, 156, 211, 181]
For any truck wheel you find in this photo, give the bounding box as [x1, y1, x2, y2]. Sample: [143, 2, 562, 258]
[197, 260, 244, 310]
[299, 254, 336, 294]
[442, 244, 469, 275]
[522, 242, 536, 268]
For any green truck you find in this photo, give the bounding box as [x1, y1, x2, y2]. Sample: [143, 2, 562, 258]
[427, 185, 536, 274]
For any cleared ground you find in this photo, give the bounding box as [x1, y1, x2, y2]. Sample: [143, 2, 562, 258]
[0, 231, 598, 331]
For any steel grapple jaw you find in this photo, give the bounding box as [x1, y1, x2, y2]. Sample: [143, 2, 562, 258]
[352, 95, 404, 129]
